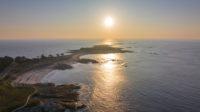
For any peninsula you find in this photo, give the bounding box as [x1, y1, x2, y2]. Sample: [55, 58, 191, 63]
[0, 45, 132, 112]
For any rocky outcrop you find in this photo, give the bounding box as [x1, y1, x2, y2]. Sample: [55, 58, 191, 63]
[77, 58, 98, 64]
[54, 63, 73, 70]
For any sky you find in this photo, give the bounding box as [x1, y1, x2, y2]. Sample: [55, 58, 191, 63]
[0, 0, 200, 39]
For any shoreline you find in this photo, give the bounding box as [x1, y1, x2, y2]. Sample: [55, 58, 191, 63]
[12, 53, 83, 85]
[0, 44, 132, 112]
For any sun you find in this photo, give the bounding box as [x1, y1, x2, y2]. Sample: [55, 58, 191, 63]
[104, 17, 114, 27]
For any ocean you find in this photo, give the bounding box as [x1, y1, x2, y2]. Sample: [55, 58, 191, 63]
[1, 39, 200, 112]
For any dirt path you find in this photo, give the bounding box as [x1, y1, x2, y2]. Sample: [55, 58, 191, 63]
[11, 87, 38, 112]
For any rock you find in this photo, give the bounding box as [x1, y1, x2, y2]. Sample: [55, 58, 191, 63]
[77, 103, 86, 109]
[64, 102, 86, 110]
[77, 59, 98, 64]
[65, 108, 71, 112]
[42, 102, 65, 112]
[54, 63, 73, 70]
[16, 106, 43, 112]
[149, 52, 159, 55]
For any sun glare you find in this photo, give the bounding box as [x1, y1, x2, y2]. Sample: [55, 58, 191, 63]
[104, 17, 114, 27]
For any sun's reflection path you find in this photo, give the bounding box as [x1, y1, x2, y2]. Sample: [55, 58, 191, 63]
[90, 53, 127, 112]
[104, 41, 112, 45]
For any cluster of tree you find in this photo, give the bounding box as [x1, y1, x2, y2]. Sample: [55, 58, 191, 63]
[0, 53, 67, 73]
[41, 53, 65, 59]
[0, 56, 14, 72]
[15, 55, 48, 64]
[55, 53, 65, 57]
[15, 56, 33, 64]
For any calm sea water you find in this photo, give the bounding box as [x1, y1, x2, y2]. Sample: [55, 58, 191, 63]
[1, 39, 200, 112]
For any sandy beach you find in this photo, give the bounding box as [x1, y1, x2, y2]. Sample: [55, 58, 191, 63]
[13, 53, 83, 85]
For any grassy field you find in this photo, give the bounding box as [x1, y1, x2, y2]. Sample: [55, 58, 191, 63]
[0, 74, 34, 112]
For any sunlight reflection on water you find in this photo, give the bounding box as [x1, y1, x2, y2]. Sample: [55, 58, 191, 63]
[87, 52, 127, 111]
[6, 39, 200, 112]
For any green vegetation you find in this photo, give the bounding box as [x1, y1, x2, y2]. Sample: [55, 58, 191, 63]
[27, 98, 40, 107]
[70, 45, 132, 54]
[0, 56, 13, 72]
[0, 80, 34, 112]
[0, 66, 35, 112]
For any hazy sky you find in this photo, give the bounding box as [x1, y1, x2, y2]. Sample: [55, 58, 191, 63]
[0, 0, 200, 39]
